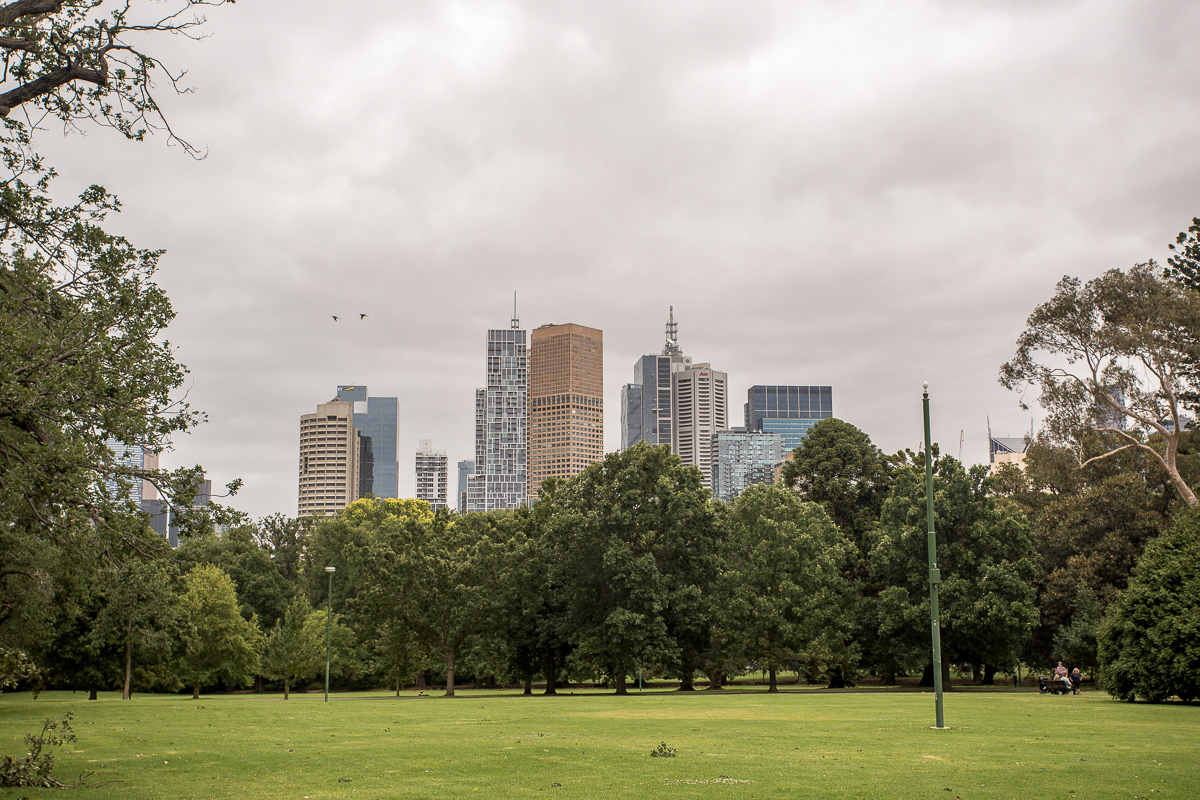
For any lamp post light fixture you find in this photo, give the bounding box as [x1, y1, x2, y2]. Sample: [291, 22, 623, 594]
[922, 382, 946, 729]
[324, 566, 336, 703]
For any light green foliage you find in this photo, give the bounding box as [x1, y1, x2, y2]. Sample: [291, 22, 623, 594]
[545, 442, 718, 693]
[1099, 508, 1200, 702]
[871, 458, 1039, 680]
[716, 484, 856, 690]
[175, 526, 295, 630]
[177, 564, 262, 697]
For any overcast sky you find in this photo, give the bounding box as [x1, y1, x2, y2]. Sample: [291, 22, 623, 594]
[33, 0, 1200, 520]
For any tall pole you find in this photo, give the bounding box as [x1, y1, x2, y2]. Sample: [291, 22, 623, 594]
[923, 382, 946, 729]
[324, 566, 336, 703]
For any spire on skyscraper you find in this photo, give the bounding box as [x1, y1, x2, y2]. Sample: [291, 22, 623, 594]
[511, 291, 519, 329]
[663, 305, 682, 356]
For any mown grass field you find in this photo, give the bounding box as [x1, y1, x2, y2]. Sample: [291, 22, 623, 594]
[0, 687, 1195, 799]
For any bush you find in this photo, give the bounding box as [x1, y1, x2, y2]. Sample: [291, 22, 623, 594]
[1098, 509, 1200, 702]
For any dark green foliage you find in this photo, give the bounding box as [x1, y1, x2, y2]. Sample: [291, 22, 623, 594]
[544, 442, 718, 694]
[1164, 216, 1200, 292]
[716, 484, 856, 691]
[871, 458, 1039, 681]
[1099, 508, 1200, 702]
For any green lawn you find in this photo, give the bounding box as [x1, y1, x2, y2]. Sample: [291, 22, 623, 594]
[0, 688, 1195, 799]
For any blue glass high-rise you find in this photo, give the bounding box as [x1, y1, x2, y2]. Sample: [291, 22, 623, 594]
[744, 385, 833, 452]
[336, 385, 399, 499]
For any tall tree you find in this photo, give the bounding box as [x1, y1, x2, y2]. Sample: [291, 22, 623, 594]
[716, 484, 856, 692]
[871, 459, 1039, 686]
[90, 558, 182, 699]
[1000, 263, 1200, 505]
[544, 442, 718, 695]
[362, 509, 514, 697]
[177, 564, 262, 699]
[0, 0, 237, 669]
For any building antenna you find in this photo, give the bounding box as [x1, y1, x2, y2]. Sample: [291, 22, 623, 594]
[511, 291, 519, 329]
[663, 305, 682, 356]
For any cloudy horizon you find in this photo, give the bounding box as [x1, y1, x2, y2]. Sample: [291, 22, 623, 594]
[30, 0, 1200, 520]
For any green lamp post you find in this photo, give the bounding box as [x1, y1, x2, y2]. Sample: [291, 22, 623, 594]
[923, 382, 946, 729]
[324, 566, 336, 703]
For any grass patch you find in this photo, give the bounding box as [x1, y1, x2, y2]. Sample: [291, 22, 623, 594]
[0, 689, 1195, 798]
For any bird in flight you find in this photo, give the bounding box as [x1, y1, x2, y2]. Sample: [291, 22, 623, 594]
[331, 315, 339, 322]
[360, 313, 369, 320]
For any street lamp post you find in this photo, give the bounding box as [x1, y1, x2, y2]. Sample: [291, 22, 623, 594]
[923, 382, 946, 729]
[324, 566, 336, 704]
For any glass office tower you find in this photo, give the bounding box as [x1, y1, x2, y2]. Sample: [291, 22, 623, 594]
[336, 385, 399, 498]
[744, 385, 833, 452]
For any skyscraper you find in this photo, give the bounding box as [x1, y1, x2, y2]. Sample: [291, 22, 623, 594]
[744, 385, 833, 452]
[298, 399, 362, 517]
[336, 385, 399, 498]
[672, 362, 728, 490]
[528, 323, 603, 497]
[415, 439, 449, 510]
[468, 307, 528, 511]
[456, 459, 474, 512]
[711, 428, 783, 503]
[621, 307, 692, 450]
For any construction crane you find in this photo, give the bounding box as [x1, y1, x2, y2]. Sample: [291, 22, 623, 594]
[959, 430, 964, 463]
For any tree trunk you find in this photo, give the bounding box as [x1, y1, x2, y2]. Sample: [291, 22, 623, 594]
[256, 676, 263, 693]
[445, 651, 456, 697]
[982, 663, 997, 686]
[768, 667, 778, 693]
[396, 677, 401, 697]
[193, 684, 200, 700]
[827, 665, 847, 689]
[881, 671, 897, 686]
[122, 610, 134, 700]
[920, 662, 935, 687]
[284, 678, 290, 701]
[88, 687, 98, 701]
[615, 671, 628, 696]
[971, 663, 981, 683]
[679, 671, 695, 691]
[544, 650, 557, 695]
[523, 673, 532, 696]
[416, 671, 427, 689]
[919, 658, 953, 690]
[706, 669, 723, 690]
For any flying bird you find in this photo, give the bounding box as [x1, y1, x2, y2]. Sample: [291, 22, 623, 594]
[331, 315, 339, 321]
[360, 314, 368, 320]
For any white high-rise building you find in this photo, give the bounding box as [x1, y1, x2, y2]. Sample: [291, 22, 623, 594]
[415, 439, 449, 510]
[298, 400, 361, 517]
[672, 362, 728, 491]
[468, 306, 528, 511]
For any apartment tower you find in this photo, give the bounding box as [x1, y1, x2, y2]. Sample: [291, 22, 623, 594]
[298, 399, 361, 516]
[415, 439, 449, 510]
[672, 362, 728, 491]
[528, 323, 604, 498]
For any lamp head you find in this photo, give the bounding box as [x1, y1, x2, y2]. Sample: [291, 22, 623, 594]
[922, 381, 929, 392]
[325, 566, 336, 573]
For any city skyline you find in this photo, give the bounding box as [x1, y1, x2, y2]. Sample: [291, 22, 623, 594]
[90, 2, 1200, 521]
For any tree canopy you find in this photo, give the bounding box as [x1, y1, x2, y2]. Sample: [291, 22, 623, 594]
[1000, 263, 1200, 505]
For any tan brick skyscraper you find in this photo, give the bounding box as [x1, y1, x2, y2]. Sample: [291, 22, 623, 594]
[528, 323, 603, 499]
